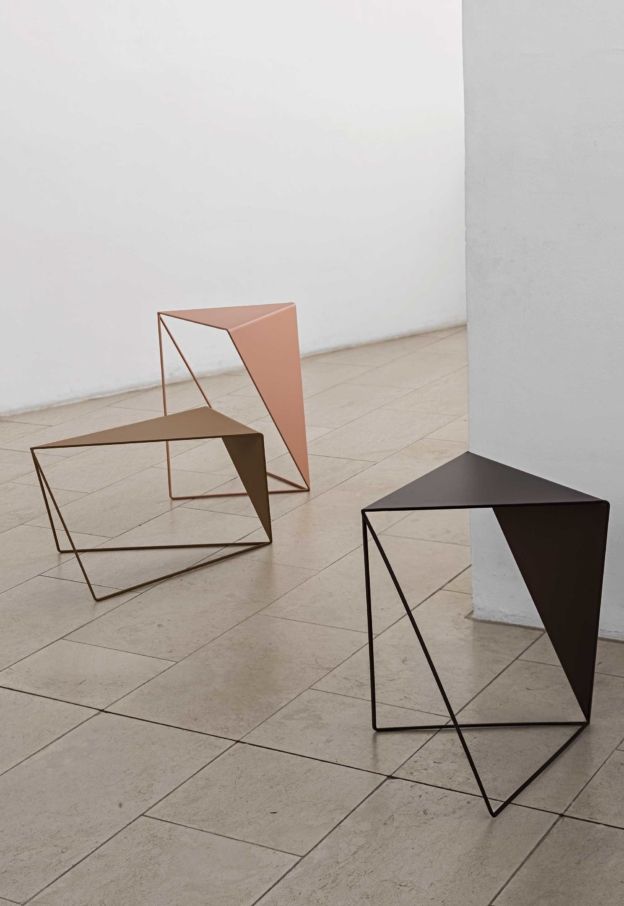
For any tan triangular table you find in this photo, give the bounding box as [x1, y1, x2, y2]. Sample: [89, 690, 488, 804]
[157, 303, 310, 501]
[31, 407, 272, 601]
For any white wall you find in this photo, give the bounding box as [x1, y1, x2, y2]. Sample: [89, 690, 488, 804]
[465, 0, 624, 636]
[0, 0, 465, 414]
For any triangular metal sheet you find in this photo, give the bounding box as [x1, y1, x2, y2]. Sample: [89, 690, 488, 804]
[223, 434, 272, 538]
[36, 406, 255, 449]
[494, 502, 609, 719]
[230, 304, 310, 487]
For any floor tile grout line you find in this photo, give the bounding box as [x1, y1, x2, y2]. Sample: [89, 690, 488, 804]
[0, 708, 99, 782]
[249, 778, 388, 906]
[145, 814, 302, 858]
[388, 623, 553, 780]
[520, 653, 624, 681]
[486, 814, 563, 905]
[237, 738, 393, 780]
[306, 684, 449, 718]
[20, 737, 237, 905]
[49, 636, 176, 665]
[561, 726, 624, 817]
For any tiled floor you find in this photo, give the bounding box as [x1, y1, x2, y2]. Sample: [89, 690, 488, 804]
[1, 325, 624, 904]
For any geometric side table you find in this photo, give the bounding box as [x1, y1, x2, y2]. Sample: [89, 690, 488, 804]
[31, 407, 272, 603]
[362, 451, 610, 816]
[157, 303, 310, 501]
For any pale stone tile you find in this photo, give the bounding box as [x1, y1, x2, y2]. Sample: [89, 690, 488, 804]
[0, 713, 229, 902]
[0, 640, 173, 709]
[494, 819, 624, 906]
[445, 566, 472, 594]
[245, 689, 438, 774]
[30, 818, 295, 906]
[257, 780, 554, 906]
[0, 449, 35, 483]
[114, 615, 366, 738]
[28, 468, 178, 537]
[309, 407, 455, 463]
[184, 453, 369, 520]
[0, 419, 47, 443]
[16, 443, 166, 492]
[264, 537, 470, 633]
[100, 505, 260, 548]
[396, 665, 624, 814]
[2, 407, 158, 454]
[316, 590, 539, 714]
[428, 415, 469, 443]
[354, 341, 467, 391]
[0, 688, 93, 775]
[307, 328, 460, 369]
[0, 525, 108, 595]
[116, 373, 249, 412]
[384, 508, 470, 546]
[386, 367, 468, 415]
[304, 382, 408, 429]
[0, 577, 136, 670]
[567, 749, 624, 826]
[6, 396, 126, 427]
[0, 482, 83, 533]
[151, 744, 381, 855]
[69, 551, 314, 660]
[522, 632, 624, 678]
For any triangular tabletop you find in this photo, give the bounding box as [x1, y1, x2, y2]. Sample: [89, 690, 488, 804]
[160, 304, 292, 331]
[35, 406, 256, 449]
[365, 452, 602, 512]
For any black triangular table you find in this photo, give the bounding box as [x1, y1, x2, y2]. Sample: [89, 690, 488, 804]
[362, 452, 610, 816]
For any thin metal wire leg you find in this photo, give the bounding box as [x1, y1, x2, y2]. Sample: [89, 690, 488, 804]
[362, 512, 589, 817]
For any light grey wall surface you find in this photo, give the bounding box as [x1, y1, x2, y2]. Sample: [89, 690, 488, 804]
[0, 0, 465, 413]
[464, 0, 624, 636]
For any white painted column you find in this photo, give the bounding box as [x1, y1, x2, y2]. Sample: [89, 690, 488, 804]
[464, 0, 624, 636]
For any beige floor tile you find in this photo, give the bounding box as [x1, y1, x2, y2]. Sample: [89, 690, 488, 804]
[116, 373, 249, 412]
[257, 779, 554, 906]
[244, 495, 362, 572]
[17, 442, 166, 492]
[297, 360, 372, 397]
[43, 543, 214, 591]
[245, 689, 438, 774]
[567, 749, 624, 826]
[304, 382, 408, 429]
[159, 438, 240, 477]
[0, 713, 229, 902]
[429, 415, 469, 443]
[353, 340, 467, 392]
[386, 367, 467, 416]
[316, 590, 539, 714]
[396, 665, 624, 814]
[265, 536, 469, 634]
[7, 396, 125, 427]
[0, 525, 107, 595]
[0, 482, 83, 533]
[29, 468, 179, 537]
[0, 688, 93, 775]
[0, 576, 136, 670]
[307, 328, 459, 369]
[380, 435, 467, 473]
[383, 508, 470, 545]
[0, 418, 47, 442]
[30, 817, 296, 906]
[3, 407, 158, 454]
[151, 743, 381, 855]
[186, 453, 369, 521]
[494, 818, 624, 906]
[101, 505, 260, 548]
[522, 632, 624, 678]
[114, 615, 366, 738]
[0, 449, 36, 482]
[68, 551, 313, 660]
[309, 407, 455, 463]
[0, 640, 173, 709]
[445, 566, 472, 594]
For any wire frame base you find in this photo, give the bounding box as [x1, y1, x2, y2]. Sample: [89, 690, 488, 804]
[363, 513, 589, 818]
